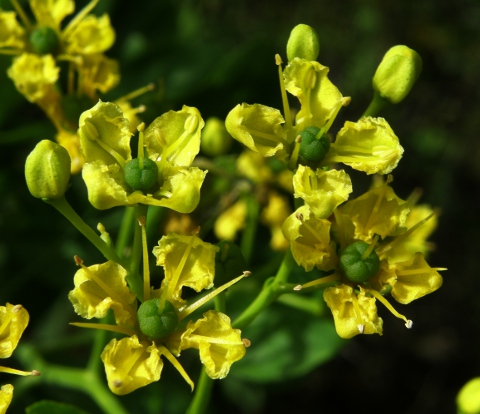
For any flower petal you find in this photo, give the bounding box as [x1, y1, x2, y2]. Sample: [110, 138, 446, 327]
[0, 304, 29, 358]
[64, 14, 115, 54]
[30, 0, 74, 29]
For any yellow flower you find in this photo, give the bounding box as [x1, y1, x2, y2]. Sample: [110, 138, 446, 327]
[293, 181, 444, 338]
[0, 304, 39, 413]
[78, 101, 207, 213]
[69, 232, 248, 394]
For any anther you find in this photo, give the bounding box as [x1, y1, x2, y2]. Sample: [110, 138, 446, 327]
[293, 285, 303, 291]
[357, 324, 365, 334]
[242, 338, 251, 347]
[275, 54, 283, 66]
[137, 215, 146, 226]
[31, 370, 41, 376]
[12, 305, 24, 313]
[243, 270, 252, 277]
[74, 255, 83, 266]
[405, 320, 413, 329]
[295, 212, 304, 221]
[113, 380, 123, 388]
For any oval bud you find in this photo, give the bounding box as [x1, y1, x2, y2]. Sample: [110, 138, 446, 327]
[201, 117, 233, 157]
[25, 140, 71, 199]
[124, 158, 158, 192]
[373, 45, 422, 104]
[457, 377, 480, 414]
[286, 24, 320, 62]
[137, 299, 178, 340]
[339, 241, 380, 283]
[29, 26, 60, 55]
[298, 126, 330, 166]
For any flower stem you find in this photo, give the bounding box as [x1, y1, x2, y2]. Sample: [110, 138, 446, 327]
[362, 92, 387, 118]
[233, 248, 295, 330]
[45, 197, 125, 266]
[116, 206, 136, 259]
[185, 367, 214, 414]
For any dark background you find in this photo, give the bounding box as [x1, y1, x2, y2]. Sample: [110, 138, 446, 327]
[1, 0, 479, 413]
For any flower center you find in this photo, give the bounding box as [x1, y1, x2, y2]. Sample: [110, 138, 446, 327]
[339, 241, 380, 283]
[29, 26, 60, 55]
[137, 299, 179, 340]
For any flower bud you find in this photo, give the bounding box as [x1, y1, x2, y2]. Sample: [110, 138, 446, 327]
[286, 24, 320, 62]
[373, 45, 422, 104]
[457, 377, 480, 414]
[29, 26, 60, 55]
[340, 241, 380, 283]
[201, 117, 232, 157]
[137, 299, 178, 340]
[25, 140, 71, 199]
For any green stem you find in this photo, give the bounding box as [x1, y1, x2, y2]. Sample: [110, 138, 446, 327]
[185, 366, 214, 414]
[127, 204, 149, 300]
[233, 249, 295, 330]
[45, 197, 125, 266]
[362, 92, 388, 118]
[276, 293, 325, 317]
[15, 344, 128, 414]
[116, 206, 136, 259]
[240, 194, 260, 264]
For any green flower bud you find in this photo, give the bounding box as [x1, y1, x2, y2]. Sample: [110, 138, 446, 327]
[340, 241, 380, 283]
[298, 126, 330, 167]
[137, 299, 178, 340]
[201, 117, 233, 157]
[29, 26, 60, 55]
[457, 377, 480, 414]
[124, 158, 158, 192]
[373, 45, 422, 104]
[25, 140, 71, 199]
[286, 24, 320, 62]
[215, 240, 248, 286]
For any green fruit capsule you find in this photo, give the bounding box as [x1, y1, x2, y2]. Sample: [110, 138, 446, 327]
[124, 158, 158, 192]
[339, 241, 380, 283]
[137, 299, 178, 340]
[298, 126, 330, 163]
[30, 26, 60, 55]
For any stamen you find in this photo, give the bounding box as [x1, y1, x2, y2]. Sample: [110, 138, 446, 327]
[0, 366, 40, 376]
[178, 272, 249, 320]
[361, 235, 379, 261]
[368, 289, 413, 328]
[242, 338, 251, 347]
[365, 184, 387, 232]
[10, 0, 32, 30]
[70, 322, 137, 337]
[294, 274, 341, 290]
[275, 54, 293, 131]
[138, 215, 151, 302]
[288, 134, 302, 169]
[323, 97, 351, 134]
[115, 83, 155, 103]
[63, 0, 100, 36]
[137, 122, 146, 169]
[158, 345, 194, 390]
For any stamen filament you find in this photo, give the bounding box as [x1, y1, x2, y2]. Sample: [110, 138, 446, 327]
[10, 0, 32, 30]
[158, 345, 194, 390]
[276, 54, 292, 131]
[63, 0, 100, 36]
[0, 366, 40, 376]
[365, 185, 387, 232]
[323, 97, 351, 134]
[179, 272, 249, 320]
[294, 274, 341, 290]
[138, 215, 150, 302]
[137, 123, 146, 169]
[361, 235, 379, 261]
[70, 322, 137, 337]
[116, 83, 155, 102]
[368, 289, 412, 328]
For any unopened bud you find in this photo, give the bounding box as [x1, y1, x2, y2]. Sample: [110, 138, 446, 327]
[373, 45, 422, 104]
[201, 117, 232, 157]
[25, 140, 71, 199]
[457, 377, 480, 414]
[286, 24, 320, 62]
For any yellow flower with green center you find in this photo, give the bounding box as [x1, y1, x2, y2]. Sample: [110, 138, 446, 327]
[286, 180, 444, 338]
[225, 55, 403, 175]
[0, 304, 40, 412]
[78, 100, 207, 213]
[69, 231, 248, 394]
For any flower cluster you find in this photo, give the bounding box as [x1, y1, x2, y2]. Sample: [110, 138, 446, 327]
[69, 231, 248, 394]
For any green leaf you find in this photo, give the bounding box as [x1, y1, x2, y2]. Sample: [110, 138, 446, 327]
[26, 400, 90, 414]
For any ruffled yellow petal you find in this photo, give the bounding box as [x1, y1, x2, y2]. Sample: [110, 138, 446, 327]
[101, 336, 162, 395]
[7, 53, 59, 103]
[177, 310, 245, 379]
[326, 117, 404, 175]
[324, 285, 383, 339]
[0, 304, 29, 359]
[380, 253, 443, 304]
[282, 205, 336, 271]
[0, 11, 26, 50]
[341, 182, 410, 242]
[284, 58, 344, 130]
[64, 14, 115, 54]
[144, 106, 204, 168]
[78, 54, 120, 98]
[153, 233, 219, 307]
[214, 199, 247, 241]
[226, 103, 289, 161]
[30, 0, 74, 29]
[0, 384, 13, 414]
[293, 165, 352, 219]
[68, 261, 137, 326]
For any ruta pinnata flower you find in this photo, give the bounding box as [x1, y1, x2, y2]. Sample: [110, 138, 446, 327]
[0, 304, 40, 413]
[69, 229, 249, 394]
[78, 101, 207, 213]
[287, 179, 444, 338]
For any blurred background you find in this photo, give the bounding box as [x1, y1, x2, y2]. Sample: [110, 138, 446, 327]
[1, 0, 479, 413]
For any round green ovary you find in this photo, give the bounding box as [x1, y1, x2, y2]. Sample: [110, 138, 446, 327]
[298, 126, 330, 163]
[30, 26, 60, 55]
[339, 241, 380, 283]
[137, 299, 178, 340]
[124, 158, 158, 191]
